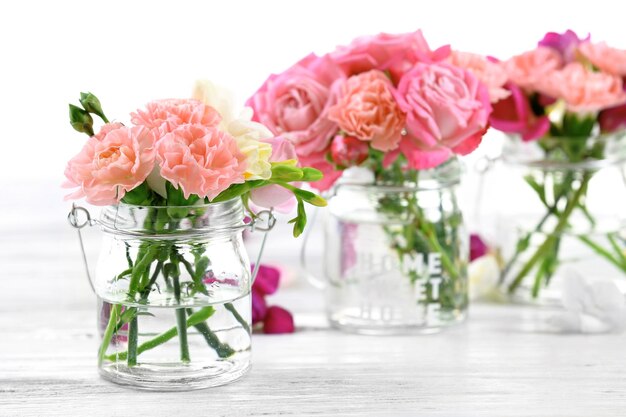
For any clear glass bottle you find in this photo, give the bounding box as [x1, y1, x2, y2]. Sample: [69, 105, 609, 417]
[494, 132, 626, 303]
[318, 160, 468, 334]
[94, 199, 252, 390]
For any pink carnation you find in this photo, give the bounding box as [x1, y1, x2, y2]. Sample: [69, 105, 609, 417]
[542, 63, 626, 113]
[64, 124, 156, 205]
[328, 70, 405, 151]
[449, 51, 510, 102]
[394, 62, 491, 154]
[246, 54, 345, 157]
[131, 99, 222, 136]
[330, 30, 450, 82]
[504, 46, 563, 93]
[156, 125, 247, 200]
[578, 41, 626, 76]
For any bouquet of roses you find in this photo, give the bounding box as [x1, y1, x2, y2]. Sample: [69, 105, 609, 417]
[247, 30, 496, 310]
[64, 82, 325, 367]
[489, 30, 626, 297]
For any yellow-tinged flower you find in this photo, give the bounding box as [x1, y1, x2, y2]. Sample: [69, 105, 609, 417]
[228, 119, 273, 180]
[193, 79, 274, 180]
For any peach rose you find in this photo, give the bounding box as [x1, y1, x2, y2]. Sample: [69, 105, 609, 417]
[246, 54, 345, 157]
[504, 46, 563, 93]
[449, 51, 510, 102]
[328, 70, 405, 151]
[394, 62, 491, 152]
[542, 63, 626, 113]
[63, 124, 156, 205]
[156, 125, 247, 200]
[578, 41, 626, 76]
[131, 99, 222, 136]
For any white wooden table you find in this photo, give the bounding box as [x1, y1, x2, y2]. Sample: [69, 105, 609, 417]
[2, 182, 625, 416]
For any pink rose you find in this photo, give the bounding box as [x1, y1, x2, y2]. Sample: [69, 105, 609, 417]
[156, 125, 247, 200]
[328, 70, 405, 151]
[542, 63, 626, 113]
[330, 135, 369, 167]
[330, 30, 450, 81]
[383, 138, 452, 170]
[131, 99, 221, 136]
[246, 54, 345, 157]
[489, 83, 550, 141]
[63, 124, 156, 205]
[449, 51, 510, 102]
[250, 137, 299, 212]
[578, 41, 626, 76]
[503, 46, 563, 93]
[394, 62, 491, 153]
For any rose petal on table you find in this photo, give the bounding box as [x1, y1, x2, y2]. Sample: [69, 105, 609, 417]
[263, 306, 295, 334]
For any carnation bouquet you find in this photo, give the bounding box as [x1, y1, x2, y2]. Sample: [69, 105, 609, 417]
[64, 82, 325, 385]
[489, 30, 626, 298]
[247, 30, 495, 326]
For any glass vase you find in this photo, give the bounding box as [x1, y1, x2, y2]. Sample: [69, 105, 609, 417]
[495, 133, 626, 303]
[313, 160, 468, 334]
[91, 199, 253, 390]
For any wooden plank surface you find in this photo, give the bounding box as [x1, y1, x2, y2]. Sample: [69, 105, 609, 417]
[1, 183, 625, 416]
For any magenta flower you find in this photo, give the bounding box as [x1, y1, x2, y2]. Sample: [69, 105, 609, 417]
[539, 30, 589, 63]
[251, 264, 295, 334]
[470, 234, 488, 261]
[489, 83, 550, 141]
[599, 102, 626, 133]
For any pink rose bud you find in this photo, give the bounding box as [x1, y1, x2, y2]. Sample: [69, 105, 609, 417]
[330, 134, 369, 167]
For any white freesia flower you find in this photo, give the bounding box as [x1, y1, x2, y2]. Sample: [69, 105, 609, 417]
[468, 254, 502, 302]
[228, 118, 273, 180]
[193, 79, 274, 180]
[549, 270, 626, 334]
[192, 79, 236, 128]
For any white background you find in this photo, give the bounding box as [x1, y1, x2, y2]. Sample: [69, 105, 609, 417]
[0, 0, 624, 222]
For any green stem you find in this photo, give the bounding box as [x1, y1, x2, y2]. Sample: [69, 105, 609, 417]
[127, 316, 138, 366]
[578, 235, 626, 271]
[225, 302, 251, 334]
[608, 233, 626, 269]
[508, 174, 590, 293]
[172, 272, 190, 363]
[98, 303, 122, 365]
[187, 309, 236, 358]
[105, 307, 215, 362]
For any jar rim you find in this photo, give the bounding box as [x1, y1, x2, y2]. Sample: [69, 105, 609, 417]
[502, 131, 626, 170]
[98, 197, 246, 237]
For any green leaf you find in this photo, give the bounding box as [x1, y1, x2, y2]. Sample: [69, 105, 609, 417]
[290, 198, 307, 238]
[271, 163, 304, 182]
[300, 167, 324, 182]
[121, 181, 153, 205]
[79, 92, 109, 123]
[293, 188, 327, 207]
[165, 181, 199, 206]
[523, 175, 546, 206]
[212, 182, 250, 203]
[69, 104, 94, 136]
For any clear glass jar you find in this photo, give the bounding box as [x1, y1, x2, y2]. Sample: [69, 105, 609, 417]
[494, 132, 626, 302]
[94, 199, 252, 390]
[319, 160, 468, 334]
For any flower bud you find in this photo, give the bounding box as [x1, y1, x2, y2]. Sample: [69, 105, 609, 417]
[330, 134, 369, 168]
[69, 104, 94, 136]
[80, 92, 108, 122]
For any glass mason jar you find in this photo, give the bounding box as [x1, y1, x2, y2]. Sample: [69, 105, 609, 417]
[92, 199, 253, 390]
[314, 159, 468, 334]
[495, 133, 626, 303]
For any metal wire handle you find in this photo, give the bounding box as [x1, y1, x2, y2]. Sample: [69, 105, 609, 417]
[67, 204, 276, 294]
